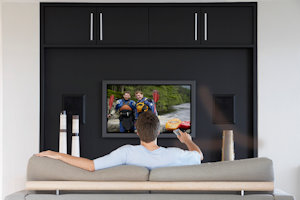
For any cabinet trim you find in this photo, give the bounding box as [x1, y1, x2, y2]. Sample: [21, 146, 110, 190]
[194, 12, 198, 41]
[99, 13, 103, 41]
[90, 13, 94, 41]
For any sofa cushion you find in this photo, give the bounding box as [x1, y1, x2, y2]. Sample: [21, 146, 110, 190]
[18, 193, 276, 200]
[149, 157, 274, 182]
[27, 155, 149, 181]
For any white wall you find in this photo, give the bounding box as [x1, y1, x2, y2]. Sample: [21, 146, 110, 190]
[257, 0, 300, 198]
[2, 2, 39, 199]
[0, 1, 3, 199]
[1, 0, 300, 200]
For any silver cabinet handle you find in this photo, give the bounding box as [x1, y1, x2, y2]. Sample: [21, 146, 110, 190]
[204, 13, 208, 41]
[90, 13, 94, 41]
[194, 13, 198, 41]
[100, 13, 103, 41]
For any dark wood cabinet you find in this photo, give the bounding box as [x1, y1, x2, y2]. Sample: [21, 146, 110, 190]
[200, 6, 254, 45]
[42, 4, 255, 46]
[41, 3, 257, 161]
[149, 7, 199, 44]
[99, 7, 148, 44]
[44, 6, 97, 45]
[44, 6, 148, 45]
[148, 6, 254, 45]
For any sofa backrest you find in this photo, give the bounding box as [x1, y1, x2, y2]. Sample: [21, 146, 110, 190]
[27, 155, 149, 181]
[149, 157, 274, 182]
[27, 156, 273, 182]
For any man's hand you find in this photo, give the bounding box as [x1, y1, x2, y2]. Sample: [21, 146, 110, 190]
[177, 130, 192, 144]
[177, 130, 204, 161]
[35, 150, 61, 160]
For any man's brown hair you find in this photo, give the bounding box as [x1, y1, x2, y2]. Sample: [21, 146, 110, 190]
[135, 90, 143, 95]
[135, 111, 160, 143]
[124, 91, 131, 95]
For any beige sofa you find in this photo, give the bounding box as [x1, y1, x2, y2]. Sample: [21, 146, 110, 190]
[5, 156, 295, 200]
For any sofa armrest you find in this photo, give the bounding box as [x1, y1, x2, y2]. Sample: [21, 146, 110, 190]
[273, 189, 295, 200]
[5, 190, 36, 200]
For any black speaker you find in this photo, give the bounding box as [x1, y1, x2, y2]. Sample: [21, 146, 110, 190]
[213, 94, 235, 124]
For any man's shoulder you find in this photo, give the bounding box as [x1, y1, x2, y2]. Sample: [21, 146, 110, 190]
[129, 100, 136, 106]
[118, 144, 140, 150]
[116, 99, 123, 105]
[162, 147, 198, 156]
[119, 144, 133, 149]
[161, 147, 184, 153]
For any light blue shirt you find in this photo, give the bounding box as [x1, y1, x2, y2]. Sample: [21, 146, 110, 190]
[93, 144, 201, 170]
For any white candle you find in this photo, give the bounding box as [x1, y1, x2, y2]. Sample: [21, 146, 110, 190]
[71, 115, 80, 157]
[72, 135, 80, 157]
[72, 115, 79, 135]
[59, 111, 67, 154]
[60, 110, 67, 130]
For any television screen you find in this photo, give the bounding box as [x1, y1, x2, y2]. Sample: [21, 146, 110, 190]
[102, 80, 196, 138]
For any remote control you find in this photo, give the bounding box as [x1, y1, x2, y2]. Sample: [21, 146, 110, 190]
[173, 129, 181, 136]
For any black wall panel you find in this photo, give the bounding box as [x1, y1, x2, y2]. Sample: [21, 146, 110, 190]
[43, 48, 254, 162]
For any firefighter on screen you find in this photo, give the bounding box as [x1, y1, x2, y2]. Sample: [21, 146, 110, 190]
[113, 91, 136, 133]
[135, 90, 157, 119]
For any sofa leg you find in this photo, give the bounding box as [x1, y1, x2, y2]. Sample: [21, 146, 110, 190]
[241, 190, 244, 196]
[56, 189, 60, 195]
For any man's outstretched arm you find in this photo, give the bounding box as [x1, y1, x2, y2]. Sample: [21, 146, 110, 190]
[177, 130, 204, 160]
[35, 150, 95, 171]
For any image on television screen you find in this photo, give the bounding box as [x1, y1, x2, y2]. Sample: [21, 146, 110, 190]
[103, 81, 195, 137]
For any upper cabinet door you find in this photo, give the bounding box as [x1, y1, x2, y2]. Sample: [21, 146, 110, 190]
[44, 7, 97, 45]
[200, 7, 254, 45]
[149, 7, 200, 44]
[98, 7, 148, 44]
[42, 4, 255, 46]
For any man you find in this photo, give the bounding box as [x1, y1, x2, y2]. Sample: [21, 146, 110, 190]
[108, 91, 136, 132]
[135, 91, 157, 118]
[36, 111, 203, 171]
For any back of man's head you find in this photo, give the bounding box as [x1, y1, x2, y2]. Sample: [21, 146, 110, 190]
[135, 111, 160, 143]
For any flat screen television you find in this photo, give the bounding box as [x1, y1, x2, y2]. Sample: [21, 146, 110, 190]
[102, 80, 196, 138]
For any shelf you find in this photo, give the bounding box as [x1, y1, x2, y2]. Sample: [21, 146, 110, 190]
[42, 44, 255, 49]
